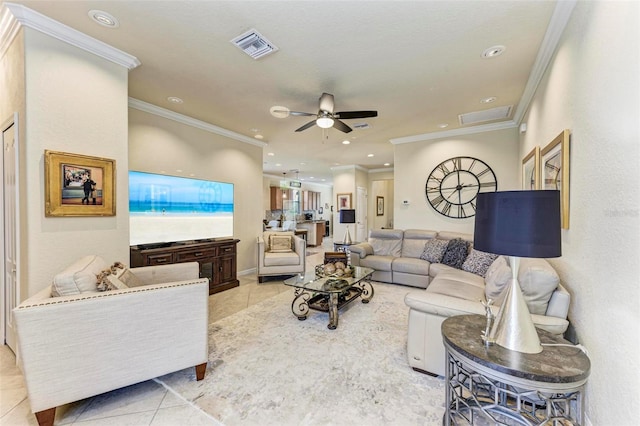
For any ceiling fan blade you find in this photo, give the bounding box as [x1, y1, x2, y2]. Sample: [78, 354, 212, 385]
[332, 119, 353, 133]
[295, 120, 318, 132]
[288, 111, 316, 117]
[319, 93, 335, 114]
[335, 110, 378, 119]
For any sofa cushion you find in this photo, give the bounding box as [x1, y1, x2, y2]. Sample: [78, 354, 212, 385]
[429, 262, 457, 278]
[519, 258, 560, 315]
[484, 256, 512, 303]
[264, 251, 301, 267]
[392, 257, 430, 275]
[484, 257, 560, 315]
[51, 255, 107, 297]
[401, 229, 438, 258]
[462, 249, 498, 277]
[368, 229, 403, 257]
[419, 239, 448, 263]
[360, 255, 395, 272]
[269, 234, 293, 253]
[441, 238, 469, 269]
[427, 270, 485, 302]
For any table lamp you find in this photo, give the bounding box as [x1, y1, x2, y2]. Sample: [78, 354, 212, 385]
[339, 209, 356, 244]
[473, 190, 561, 353]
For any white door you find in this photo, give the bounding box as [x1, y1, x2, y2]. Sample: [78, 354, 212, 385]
[356, 186, 367, 242]
[2, 115, 19, 351]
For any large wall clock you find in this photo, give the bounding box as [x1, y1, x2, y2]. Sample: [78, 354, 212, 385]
[425, 156, 497, 218]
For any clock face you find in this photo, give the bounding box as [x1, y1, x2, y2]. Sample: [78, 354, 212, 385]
[425, 156, 497, 218]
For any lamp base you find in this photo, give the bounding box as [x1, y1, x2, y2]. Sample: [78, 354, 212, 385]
[343, 226, 352, 245]
[489, 256, 542, 354]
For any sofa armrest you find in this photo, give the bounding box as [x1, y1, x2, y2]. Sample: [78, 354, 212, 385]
[293, 235, 306, 260]
[546, 283, 570, 319]
[13, 278, 209, 413]
[404, 290, 569, 335]
[349, 242, 374, 259]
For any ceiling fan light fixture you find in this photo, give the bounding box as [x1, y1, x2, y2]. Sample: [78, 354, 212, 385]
[316, 117, 334, 129]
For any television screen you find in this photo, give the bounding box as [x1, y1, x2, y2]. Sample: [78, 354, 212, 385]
[339, 209, 356, 224]
[129, 171, 234, 246]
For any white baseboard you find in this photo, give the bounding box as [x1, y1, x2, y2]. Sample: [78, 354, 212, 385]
[238, 268, 256, 276]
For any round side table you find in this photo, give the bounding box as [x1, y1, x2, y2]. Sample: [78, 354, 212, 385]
[442, 315, 590, 425]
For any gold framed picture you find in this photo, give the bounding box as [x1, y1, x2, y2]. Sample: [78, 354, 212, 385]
[336, 193, 352, 211]
[44, 150, 116, 217]
[522, 146, 540, 190]
[541, 130, 570, 229]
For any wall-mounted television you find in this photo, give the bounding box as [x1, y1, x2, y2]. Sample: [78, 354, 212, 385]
[129, 171, 234, 247]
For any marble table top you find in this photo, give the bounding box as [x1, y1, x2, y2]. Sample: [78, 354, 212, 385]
[442, 314, 590, 384]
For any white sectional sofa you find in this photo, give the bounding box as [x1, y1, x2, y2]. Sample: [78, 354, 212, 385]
[349, 229, 570, 377]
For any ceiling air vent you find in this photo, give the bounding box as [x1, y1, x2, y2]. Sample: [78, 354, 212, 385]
[231, 29, 278, 60]
[353, 123, 371, 130]
[458, 105, 512, 126]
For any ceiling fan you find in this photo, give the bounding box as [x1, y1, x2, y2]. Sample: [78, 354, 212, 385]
[275, 93, 377, 133]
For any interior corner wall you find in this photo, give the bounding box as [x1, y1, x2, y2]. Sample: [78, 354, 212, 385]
[331, 166, 356, 242]
[128, 108, 263, 274]
[393, 127, 519, 233]
[22, 28, 130, 298]
[519, 2, 639, 423]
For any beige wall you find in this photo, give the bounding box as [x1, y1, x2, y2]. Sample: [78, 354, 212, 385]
[394, 127, 519, 234]
[519, 2, 639, 423]
[17, 28, 130, 298]
[129, 108, 263, 274]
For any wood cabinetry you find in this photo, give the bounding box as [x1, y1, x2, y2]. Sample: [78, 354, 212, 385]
[130, 239, 240, 294]
[301, 190, 321, 211]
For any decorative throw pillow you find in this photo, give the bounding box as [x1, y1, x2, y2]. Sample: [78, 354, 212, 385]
[269, 235, 293, 253]
[51, 255, 107, 297]
[441, 238, 469, 269]
[419, 239, 449, 263]
[462, 249, 498, 277]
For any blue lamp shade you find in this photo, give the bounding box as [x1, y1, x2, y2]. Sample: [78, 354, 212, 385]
[339, 209, 356, 224]
[473, 190, 562, 258]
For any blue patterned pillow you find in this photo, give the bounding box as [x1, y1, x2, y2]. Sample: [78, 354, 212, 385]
[441, 238, 469, 269]
[462, 249, 498, 277]
[419, 239, 449, 263]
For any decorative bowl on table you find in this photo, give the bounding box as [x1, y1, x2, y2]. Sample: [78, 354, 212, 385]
[315, 262, 354, 278]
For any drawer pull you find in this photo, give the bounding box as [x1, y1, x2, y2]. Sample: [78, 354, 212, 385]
[194, 252, 203, 257]
[155, 259, 167, 263]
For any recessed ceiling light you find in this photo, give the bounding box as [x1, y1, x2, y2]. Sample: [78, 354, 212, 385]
[367, 154, 374, 157]
[482, 45, 506, 58]
[300, 162, 306, 166]
[309, 176, 314, 179]
[384, 163, 391, 166]
[267, 152, 275, 156]
[88, 10, 119, 28]
[270, 106, 290, 118]
[480, 96, 498, 104]
[275, 163, 281, 167]
[438, 123, 449, 129]
[254, 134, 264, 139]
[321, 179, 326, 182]
[167, 97, 183, 104]
[342, 140, 350, 145]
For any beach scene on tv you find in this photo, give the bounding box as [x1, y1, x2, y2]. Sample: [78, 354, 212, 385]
[129, 171, 234, 246]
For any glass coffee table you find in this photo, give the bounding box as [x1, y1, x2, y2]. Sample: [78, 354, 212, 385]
[284, 266, 375, 330]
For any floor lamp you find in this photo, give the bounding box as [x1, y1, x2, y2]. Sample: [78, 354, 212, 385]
[473, 190, 562, 353]
[339, 209, 356, 244]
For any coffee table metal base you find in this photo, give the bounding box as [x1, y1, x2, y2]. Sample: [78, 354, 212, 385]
[291, 280, 374, 329]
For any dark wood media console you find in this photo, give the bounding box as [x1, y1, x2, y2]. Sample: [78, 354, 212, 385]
[130, 239, 240, 295]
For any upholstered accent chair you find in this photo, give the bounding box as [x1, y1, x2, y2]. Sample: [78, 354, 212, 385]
[257, 231, 306, 282]
[12, 258, 209, 426]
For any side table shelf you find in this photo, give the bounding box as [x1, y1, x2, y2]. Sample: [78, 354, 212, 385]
[130, 239, 240, 295]
[442, 315, 590, 426]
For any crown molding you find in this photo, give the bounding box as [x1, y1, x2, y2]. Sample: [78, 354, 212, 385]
[390, 120, 517, 145]
[330, 164, 369, 173]
[0, 3, 21, 59]
[368, 167, 394, 174]
[129, 98, 268, 148]
[1, 2, 140, 70]
[512, 0, 577, 124]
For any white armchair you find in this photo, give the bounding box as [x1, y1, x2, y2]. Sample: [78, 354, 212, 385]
[13, 259, 209, 426]
[257, 231, 306, 282]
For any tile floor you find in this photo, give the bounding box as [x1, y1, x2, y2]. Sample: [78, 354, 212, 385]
[0, 240, 332, 425]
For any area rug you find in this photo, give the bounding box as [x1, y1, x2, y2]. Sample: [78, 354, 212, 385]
[155, 283, 446, 425]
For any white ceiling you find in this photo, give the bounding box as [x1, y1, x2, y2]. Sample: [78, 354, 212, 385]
[10, 0, 559, 184]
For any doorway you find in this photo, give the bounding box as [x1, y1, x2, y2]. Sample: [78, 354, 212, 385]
[2, 114, 19, 352]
